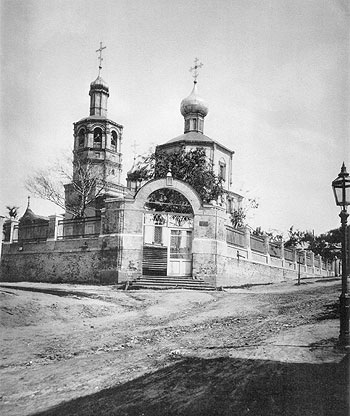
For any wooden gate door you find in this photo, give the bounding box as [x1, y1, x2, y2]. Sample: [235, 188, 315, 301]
[168, 229, 192, 276]
[142, 213, 193, 277]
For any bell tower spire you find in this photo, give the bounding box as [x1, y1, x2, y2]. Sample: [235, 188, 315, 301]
[89, 42, 109, 117]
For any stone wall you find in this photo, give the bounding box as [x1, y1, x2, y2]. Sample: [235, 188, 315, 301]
[1, 236, 123, 284]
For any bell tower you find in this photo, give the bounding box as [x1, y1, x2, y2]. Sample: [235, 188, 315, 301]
[65, 43, 125, 217]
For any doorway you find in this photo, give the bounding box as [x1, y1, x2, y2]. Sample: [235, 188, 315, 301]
[143, 212, 193, 276]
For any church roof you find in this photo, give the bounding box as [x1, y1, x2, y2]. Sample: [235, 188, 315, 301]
[159, 131, 234, 154]
[19, 208, 49, 224]
[165, 131, 213, 145]
[75, 115, 123, 127]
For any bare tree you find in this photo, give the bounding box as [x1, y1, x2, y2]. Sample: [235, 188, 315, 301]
[26, 154, 108, 218]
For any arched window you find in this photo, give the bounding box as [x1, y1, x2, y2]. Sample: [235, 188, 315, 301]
[93, 127, 103, 149]
[111, 131, 118, 150]
[219, 159, 226, 181]
[78, 129, 85, 148]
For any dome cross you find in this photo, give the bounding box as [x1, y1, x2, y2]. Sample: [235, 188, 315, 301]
[96, 41, 106, 76]
[189, 58, 203, 82]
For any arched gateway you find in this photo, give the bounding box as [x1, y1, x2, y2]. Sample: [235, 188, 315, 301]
[133, 178, 202, 277]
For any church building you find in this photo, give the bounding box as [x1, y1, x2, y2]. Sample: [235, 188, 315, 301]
[1, 46, 332, 288]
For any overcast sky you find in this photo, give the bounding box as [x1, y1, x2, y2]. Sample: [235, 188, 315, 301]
[0, 0, 349, 235]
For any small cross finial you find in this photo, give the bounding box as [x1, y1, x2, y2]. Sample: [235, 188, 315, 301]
[189, 58, 203, 83]
[27, 196, 30, 209]
[96, 41, 107, 76]
[131, 141, 139, 161]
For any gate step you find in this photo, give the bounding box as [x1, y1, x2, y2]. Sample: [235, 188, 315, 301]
[131, 276, 215, 291]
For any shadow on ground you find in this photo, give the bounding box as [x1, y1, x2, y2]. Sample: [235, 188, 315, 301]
[32, 354, 349, 416]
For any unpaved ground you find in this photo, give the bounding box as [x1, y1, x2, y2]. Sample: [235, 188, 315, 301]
[0, 279, 348, 416]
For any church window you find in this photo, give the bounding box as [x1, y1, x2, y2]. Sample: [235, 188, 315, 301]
[78, 129, 85, 148]
[111, 131, 118, 150]
[192, 118, 197, 130]
[93, 127, 103, 149]
[219, 159, 226, 181]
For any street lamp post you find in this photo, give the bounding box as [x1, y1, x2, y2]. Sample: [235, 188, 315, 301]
[297, 249, 302, 286]
[332, 163, 350, 347]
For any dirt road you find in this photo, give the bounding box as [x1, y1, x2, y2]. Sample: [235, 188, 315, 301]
[0, 279, 348, 416]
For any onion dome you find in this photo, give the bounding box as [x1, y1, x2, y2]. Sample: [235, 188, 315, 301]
[90, 75, 109, 92]
[89, 75, 109, 117]
[180, 81, 208, 117]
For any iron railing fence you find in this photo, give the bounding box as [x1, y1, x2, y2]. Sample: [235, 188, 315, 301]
[250, 234, 265, 253]
[226, 227, 245, 247]
[12, 223, 49, 243]
[57, 216, 101, 240]
[269, 242, 282, 258]
[284, 248, 294, 262]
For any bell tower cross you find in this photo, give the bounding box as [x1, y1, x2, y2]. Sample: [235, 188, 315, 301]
[96, 41, 106, 76]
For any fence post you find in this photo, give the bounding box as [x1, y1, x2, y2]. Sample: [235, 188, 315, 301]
[310, 252, 315, 275]
[0, 216, 5, 258]
[244, 228, 252, 260]
[293, 248, 297, 271]
[264, 235, 271, 264]
[302, 250, 307, 273]
[100, 208, 106, 235]
[280, 241, 285, 268]
[334, 256, 339, 277]
[316, 254, 321, 275]
[48, 215, 62, 241]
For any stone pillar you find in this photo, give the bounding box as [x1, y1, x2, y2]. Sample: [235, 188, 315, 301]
[244, 228, 252, 260]
[9, 219, 19, 243]
[334, 257, 339, 277]
[303, 251, 307, 273]
[280, 241, 285, 268]
[310, 252, 315, 275]
[0, 216, 5, 258]
[47, 215, 62, 241]
[315, 254, 321, 275]
[292, 248, 297, 271]
[100, 208, 106, 235]
[264, 235, 271, 265]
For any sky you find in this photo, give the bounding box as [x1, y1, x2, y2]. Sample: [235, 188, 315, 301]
[0, 0, 349, 236]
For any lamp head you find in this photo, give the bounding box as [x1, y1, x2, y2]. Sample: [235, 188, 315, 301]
[332, 163, 350, 207]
